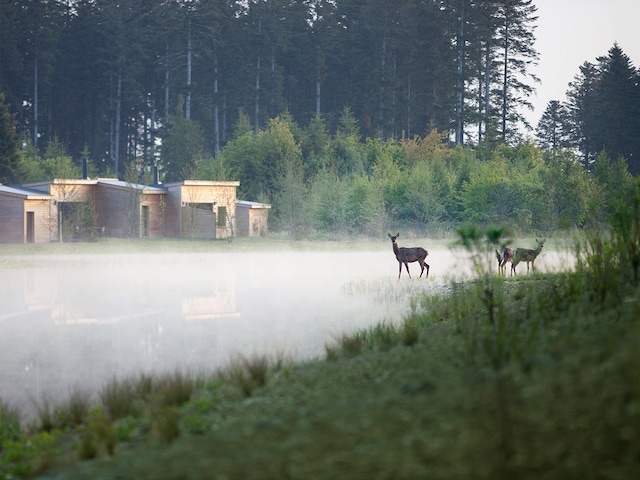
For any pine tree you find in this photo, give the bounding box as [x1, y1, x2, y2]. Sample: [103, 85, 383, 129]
[535, 100, 572, 152]
[592, 44, 640, 174]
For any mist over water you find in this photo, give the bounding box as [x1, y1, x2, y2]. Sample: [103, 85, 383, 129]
[0, 244, 572, 416]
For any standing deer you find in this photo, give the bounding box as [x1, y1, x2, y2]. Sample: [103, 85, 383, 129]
[511, 238, 545, 275]
[495, 247, 513, 276]
[388, 233, 430, 279]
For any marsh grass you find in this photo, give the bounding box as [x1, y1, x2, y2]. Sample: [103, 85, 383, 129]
[99, 378, 140, 420]
[221, 354, 280, 398]
[155, 370, 200, 407]
[0, 399, 21, 444]
[55, 388, 92, 429]
[341, 277, 430, 304]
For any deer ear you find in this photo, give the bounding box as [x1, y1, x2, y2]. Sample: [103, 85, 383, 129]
[396, 232, 400, 237]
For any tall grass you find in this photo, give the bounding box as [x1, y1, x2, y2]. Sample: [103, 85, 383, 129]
[0, 399, 21, 444]
[320, 214, 640, 477]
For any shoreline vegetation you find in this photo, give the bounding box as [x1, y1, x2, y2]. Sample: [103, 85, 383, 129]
[1, 225, 639, 479]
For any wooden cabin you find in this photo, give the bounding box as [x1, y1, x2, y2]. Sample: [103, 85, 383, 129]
[1, 178, 259, 243]
[164, 180, 240, 240]
[0, 184, 53, 243]
[236, 200, 271, 237]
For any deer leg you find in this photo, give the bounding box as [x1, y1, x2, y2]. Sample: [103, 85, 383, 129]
[424, 262, 430, 277]
[398, 262, 402, 279]
[404, 262, 412, 278]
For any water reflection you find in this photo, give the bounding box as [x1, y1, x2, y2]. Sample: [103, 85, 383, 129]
[0, 250, 410, 416]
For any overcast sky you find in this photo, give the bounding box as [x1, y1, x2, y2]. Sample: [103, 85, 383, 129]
[526, 0, 640, 132]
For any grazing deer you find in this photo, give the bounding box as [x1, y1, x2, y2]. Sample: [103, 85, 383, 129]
[388, 233, 430, 279]
[495, 247, 513, 276]
[511, 238, 545, 275]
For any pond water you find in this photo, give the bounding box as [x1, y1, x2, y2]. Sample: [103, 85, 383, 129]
[0, 244, 573, 417]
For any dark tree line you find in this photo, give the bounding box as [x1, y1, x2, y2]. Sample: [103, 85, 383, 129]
[0, 0, 539, 182]
[536, 43, 640, 174]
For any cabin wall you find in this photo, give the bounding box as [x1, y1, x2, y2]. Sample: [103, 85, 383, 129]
[236, 206, 269, 237]
[164, 183, 238, 239]
[25, 199, 54, 243]
[164, 186, 183, 237]
[0, 195, 25, 243]
[94, 185, 139, 238]
[143, 194, 165, 238]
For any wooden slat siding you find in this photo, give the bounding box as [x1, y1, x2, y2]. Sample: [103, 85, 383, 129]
[26, 199, 55, 243]
[236, 202, 270, 237]
[164, 181, 239, 239]
[25, 180, 99, 202]
[50, 183, 95, 202]
[95, 184, 141, 237]
[248, 208, 269, 237]
[145, 195, 165, 238]
[163, 185, 183, 237]
[0, 194, 25, 243]
[181, 206, 216, 239]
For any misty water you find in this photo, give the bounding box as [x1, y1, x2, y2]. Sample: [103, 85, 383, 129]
[0, 244, 571, 417]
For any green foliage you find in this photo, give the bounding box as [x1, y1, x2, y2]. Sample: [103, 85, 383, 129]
[388, 156, 454, 227]
[223, 355, 274, 399]
[18, 137, 80, 183]
[0, 400, 21, 445]
[99, 378, 141, 420]
[542, 151, 596, 229]
[0, 92, 21, 184]
[160, 97, 206, 182]
[153, 407, 180, 443]
[346, 175, 386, 236]
[308, 170, 350, 235]
[459, 143, 547, 231]
[155, 370, 197, 408]
[78, 407, 116, 459]
[0, 431, 58, 478]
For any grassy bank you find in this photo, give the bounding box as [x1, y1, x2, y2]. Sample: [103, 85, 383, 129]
[1, 229, 640, 479]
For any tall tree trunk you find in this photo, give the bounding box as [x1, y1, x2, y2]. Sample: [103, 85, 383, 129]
[165, 41, 170, 124]
[254, 17, 262, 137]
[114, 66, 122, 176]
[379, 33, 386, 138]
[149, 98, 156, 167]
[455, 0, 465, 145]
[316, 74, 321, 115]
[407, 75, 411, 138]
[33, 58, 39, 147]
[501, 18, 509, 142]
[186, 19, 192, 120]
[484, 42, 491, 140]
[213, 53, 220, 159]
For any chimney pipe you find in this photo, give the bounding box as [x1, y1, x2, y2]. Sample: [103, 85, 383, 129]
[153, 165, 160, 185]
[82, 158, 88, 179]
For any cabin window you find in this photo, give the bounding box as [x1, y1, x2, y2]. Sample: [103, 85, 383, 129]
[217, 206, 227, 226]
[141, 205, 149, 237]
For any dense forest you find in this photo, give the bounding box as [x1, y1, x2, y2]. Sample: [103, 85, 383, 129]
[1, 0, 639, 236]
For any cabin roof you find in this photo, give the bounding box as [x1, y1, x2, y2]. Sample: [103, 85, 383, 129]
[164, 180, 240, 188]
[236, 200, 271, 209]
[97, 179, 167, 194]
[0, 184, 53, 199]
